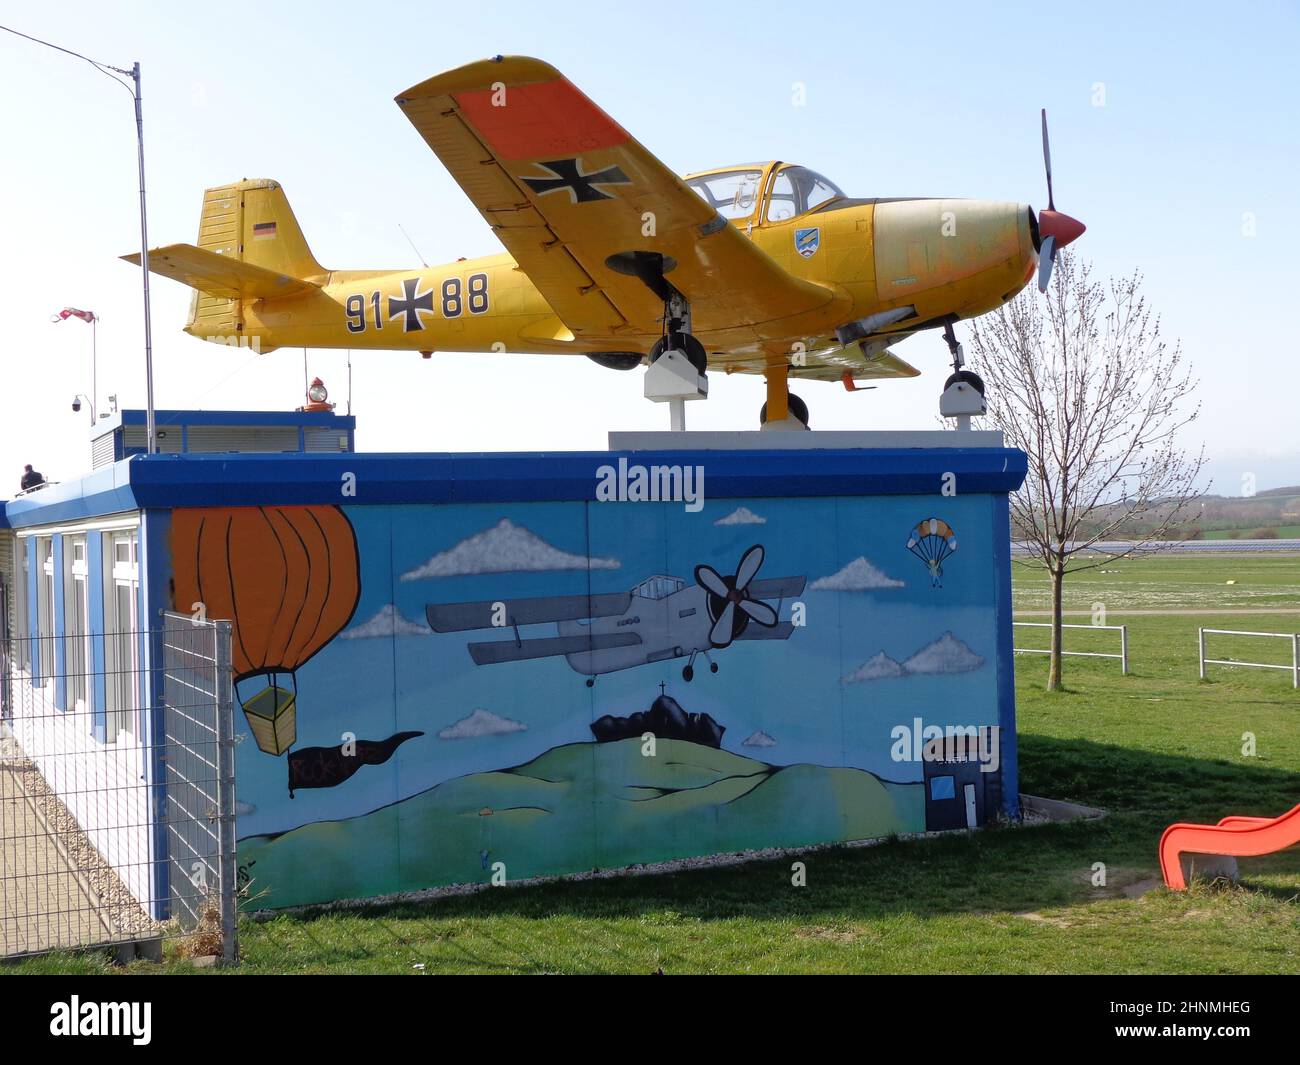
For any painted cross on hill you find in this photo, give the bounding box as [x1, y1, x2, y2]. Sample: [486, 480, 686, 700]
[519, 158, 632, 204]
[388, 278, 435, 331]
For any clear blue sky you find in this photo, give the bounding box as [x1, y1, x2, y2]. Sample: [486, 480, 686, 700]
[2, 1, 1297, 492]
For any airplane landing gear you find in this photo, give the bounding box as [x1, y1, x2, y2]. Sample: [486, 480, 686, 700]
[585, 677, 595, 688]
[760, 361, 810, 430]
[649, 293, 707, 376]
[941, 322, 984, 395]
[683, 649, 720, 682]
[939, 322, 986, 429]
[644, 292, 709, 430]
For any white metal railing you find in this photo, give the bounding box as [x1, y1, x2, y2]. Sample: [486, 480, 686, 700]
[1013, 621, 1129, 675]
[1198, 628, 1300, 689]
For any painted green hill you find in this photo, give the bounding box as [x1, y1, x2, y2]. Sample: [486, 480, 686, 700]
[239, 739, 923, 908]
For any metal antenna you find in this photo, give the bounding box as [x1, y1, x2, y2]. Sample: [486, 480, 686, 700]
[398, 223, 429, 268]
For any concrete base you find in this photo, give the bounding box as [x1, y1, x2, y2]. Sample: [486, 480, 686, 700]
[1019, 793, 1107, 822]
[609, 428, 1005, 451]
[1180, 853, 1240, 885]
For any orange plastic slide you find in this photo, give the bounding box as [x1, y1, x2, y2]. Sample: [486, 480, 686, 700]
[1160, 803, 1300, 889]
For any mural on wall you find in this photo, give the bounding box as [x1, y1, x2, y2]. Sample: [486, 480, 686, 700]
[170, 506, 421, 796]
[906, 517, 958, 587]
[426, 543, 805, 686]
[210, 497, 1009, 909]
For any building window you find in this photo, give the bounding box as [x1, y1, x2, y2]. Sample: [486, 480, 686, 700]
[104, 530, 140, 741]
[64, 535, 90, 712]
[37, 536, 53, 682]
[13, 539, 30, 672]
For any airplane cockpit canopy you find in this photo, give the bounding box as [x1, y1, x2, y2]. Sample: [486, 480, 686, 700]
[635, 575, 686, 600]
[684, 164, 844, 223]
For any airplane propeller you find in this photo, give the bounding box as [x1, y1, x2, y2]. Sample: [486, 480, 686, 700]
[695, 545, 780, 649]
[1035, 108, 1087, 293]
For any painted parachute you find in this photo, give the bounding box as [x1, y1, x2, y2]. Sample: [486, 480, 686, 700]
[906, 518, 957, 587]
[170, 505, 361, 763]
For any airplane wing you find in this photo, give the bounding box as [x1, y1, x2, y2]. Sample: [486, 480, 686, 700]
[790, 340, 921, 384]
[427, 592, 632, 632]
[735, 622, 795, 641]
[469, 631, 641, 665]
[395, 57, 842, 340]
[121, 244, 318, 300]
[748, 577, 807, 599]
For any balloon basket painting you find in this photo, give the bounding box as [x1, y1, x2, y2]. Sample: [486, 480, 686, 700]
[154, 444, 1024, 909]
[238, 679, 297, 757]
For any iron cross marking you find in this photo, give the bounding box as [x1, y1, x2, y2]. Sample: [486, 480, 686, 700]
[388, 278, 434, 331]
[521, 159, 632, 203]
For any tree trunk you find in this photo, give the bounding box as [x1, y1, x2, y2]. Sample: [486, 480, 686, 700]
[1047, 564, 1065, 691]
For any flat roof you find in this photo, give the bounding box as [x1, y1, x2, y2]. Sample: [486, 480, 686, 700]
[3, 445, 1027, 529]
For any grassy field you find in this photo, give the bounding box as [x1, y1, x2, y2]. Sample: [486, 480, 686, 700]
[9, 555, 1300, 975]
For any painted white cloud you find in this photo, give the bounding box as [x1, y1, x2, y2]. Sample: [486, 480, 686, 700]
[842, 634, 983, 684]
[437, 707, 528, 740]
[401, 518, 619, 581]
[234, 800, 257, 817]
[742, 730, 777, 748]
[903, 632, 985, 675]
[810, 556, 905, 591]
[341, 604, 428, 639]
[841, 652, 906, 684]
[714, 506, 766, 526]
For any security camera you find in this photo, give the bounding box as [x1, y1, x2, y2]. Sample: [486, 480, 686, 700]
[71, 397, 82, 413]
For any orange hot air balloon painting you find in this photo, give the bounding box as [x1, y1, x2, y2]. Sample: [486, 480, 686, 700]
[171, 506, 361, 759]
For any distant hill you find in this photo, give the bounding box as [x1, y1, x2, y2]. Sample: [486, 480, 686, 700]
[1013, 488, 1300, 542]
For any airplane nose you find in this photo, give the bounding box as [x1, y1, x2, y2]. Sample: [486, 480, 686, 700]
[1037, 208, 1086, 249]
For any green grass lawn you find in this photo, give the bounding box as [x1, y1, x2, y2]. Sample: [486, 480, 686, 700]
[9, 556, 1300, 975]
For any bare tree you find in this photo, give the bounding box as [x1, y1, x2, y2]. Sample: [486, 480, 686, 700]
[966, 252, 1205, 690]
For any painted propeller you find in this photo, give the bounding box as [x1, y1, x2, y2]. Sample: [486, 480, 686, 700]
[694, 545, 779, 649]
[1036, 109, 1087, 293]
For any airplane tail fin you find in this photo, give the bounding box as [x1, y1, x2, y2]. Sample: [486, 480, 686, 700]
[123, 179, 324, 348]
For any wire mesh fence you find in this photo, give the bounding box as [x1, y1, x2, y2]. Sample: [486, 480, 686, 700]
[0, 613, 237, 961]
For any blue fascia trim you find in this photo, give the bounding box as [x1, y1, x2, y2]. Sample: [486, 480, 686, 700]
[124, 447, 1029, 508]
[991, 491, 1020, 819]
[4, 447, 1029, 522]
[97, 409, 357, 434]
[5, 463, 137, 529]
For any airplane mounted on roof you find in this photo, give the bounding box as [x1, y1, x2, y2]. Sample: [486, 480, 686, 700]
[425, 545, 805, 685]
[126, 55, 1085, 428]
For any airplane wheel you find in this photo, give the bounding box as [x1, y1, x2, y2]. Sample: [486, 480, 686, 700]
[760, 392, 810, 428]
[710, 662, 719, 674]
[682, 665, 694, 682]
[650, 334, 708, 377]
[585, 678, 594, 688]
[943, 369, 985, 396]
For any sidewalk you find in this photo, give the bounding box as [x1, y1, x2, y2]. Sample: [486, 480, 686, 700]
[0, 757, 118, 956]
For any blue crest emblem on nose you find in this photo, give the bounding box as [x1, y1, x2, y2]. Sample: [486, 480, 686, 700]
[794, 227, 821, 258]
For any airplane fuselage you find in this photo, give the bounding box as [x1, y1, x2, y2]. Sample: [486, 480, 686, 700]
[191, 193, 1037, 373]
[557, 585, 711, 676]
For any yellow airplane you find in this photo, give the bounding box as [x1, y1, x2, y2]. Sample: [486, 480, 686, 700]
[127, 55, 1084, 428]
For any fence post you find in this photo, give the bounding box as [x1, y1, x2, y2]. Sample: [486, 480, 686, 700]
[212, 620, 238, 963]
[1120, 625, 1129, 676]
[1293, 633, 1299, 691]
[1198, 628, 1207, 681]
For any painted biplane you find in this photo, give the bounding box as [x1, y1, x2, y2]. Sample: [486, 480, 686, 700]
[126, 56, 1084, 427]
[426, 545, 805, 685]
